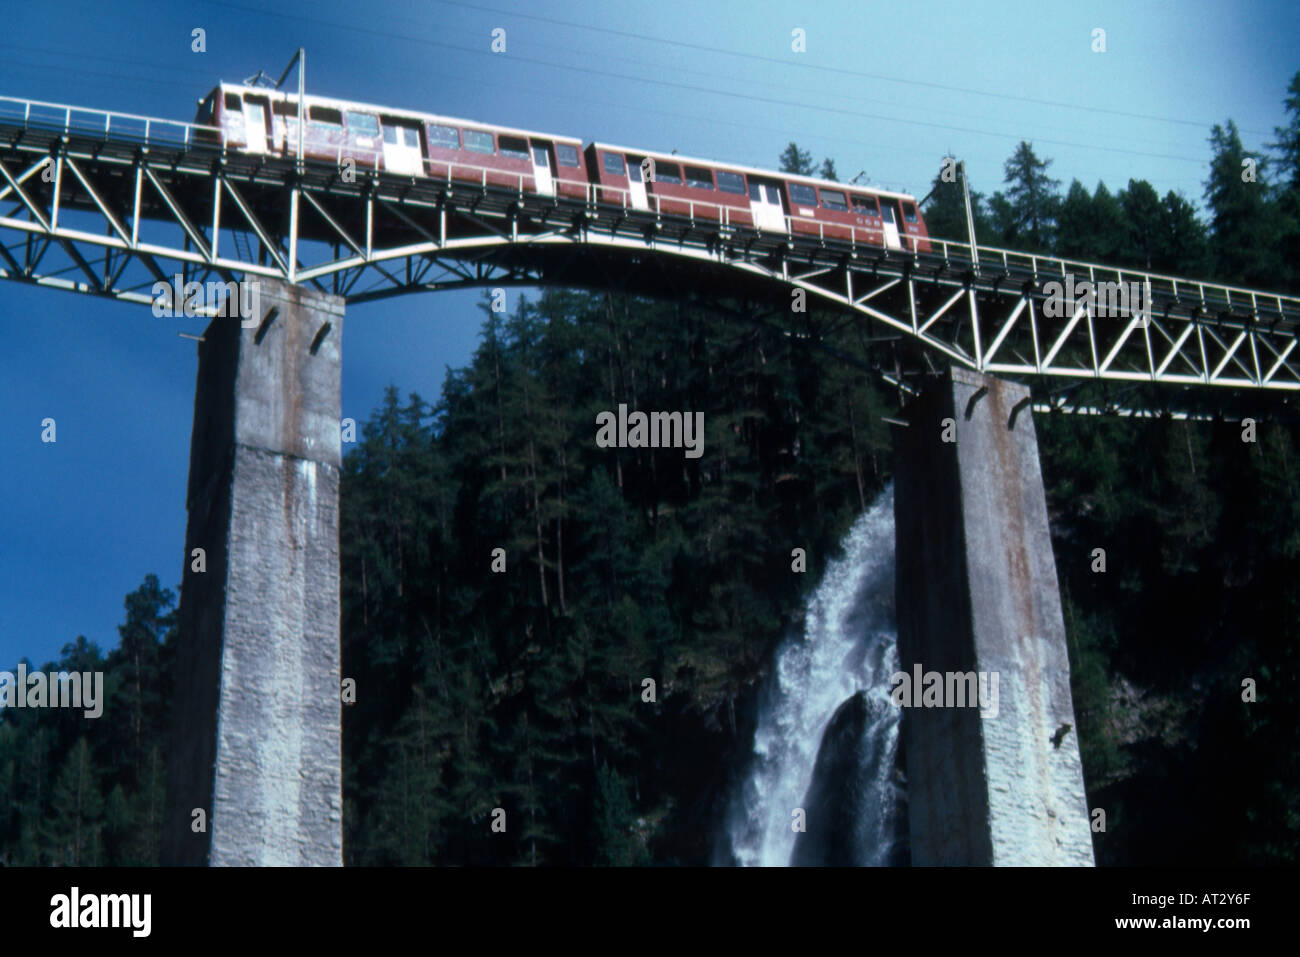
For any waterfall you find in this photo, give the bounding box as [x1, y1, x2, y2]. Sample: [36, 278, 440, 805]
[724, 485, 905, 866]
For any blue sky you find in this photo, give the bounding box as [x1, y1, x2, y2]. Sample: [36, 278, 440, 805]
[1, 0, 1297, 668]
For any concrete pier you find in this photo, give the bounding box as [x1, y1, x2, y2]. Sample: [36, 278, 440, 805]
[162, 278, 345, 866]
[893, 367, 1094, 866]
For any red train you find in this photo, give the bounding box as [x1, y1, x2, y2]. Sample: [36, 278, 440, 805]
[195, 82, 931, 253]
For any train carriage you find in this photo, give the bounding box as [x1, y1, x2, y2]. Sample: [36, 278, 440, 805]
[584, 141, 931, 252]
[585, 143, 755, 226]
[197, 82, 588, 198]
[784, 178, 929, 252]
[587, 143, 764, 228]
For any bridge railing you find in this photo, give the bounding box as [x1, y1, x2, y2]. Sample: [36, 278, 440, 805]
[0, 94, 220, 150]
[952, 241, 1299, 320]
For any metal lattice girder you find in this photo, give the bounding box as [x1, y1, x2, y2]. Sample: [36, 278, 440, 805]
[2, 94, 1299, 411]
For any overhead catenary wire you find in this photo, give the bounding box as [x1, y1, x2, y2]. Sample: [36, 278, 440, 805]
[423, 0, 1280, 138]
[3, 3, 1266, 208]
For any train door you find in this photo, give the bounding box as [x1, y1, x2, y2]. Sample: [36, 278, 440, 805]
[627, 155, 649, 210]
[531, 144, 554, 197]
[242, 94, 269, 154]
[880, 198, 902, 249]
[382, 120, 423, 175]
[749, 180, 786, 232]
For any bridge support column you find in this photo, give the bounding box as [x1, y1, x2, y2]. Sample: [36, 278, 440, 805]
[893, 367, 1094, 866]
[163, 278, 345, 865]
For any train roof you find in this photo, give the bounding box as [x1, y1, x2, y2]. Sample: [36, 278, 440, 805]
[211, 82, 584, 145]
[589, 141, 918, 201]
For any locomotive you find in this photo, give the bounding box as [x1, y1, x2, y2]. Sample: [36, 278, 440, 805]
[195, 81, 931, 252]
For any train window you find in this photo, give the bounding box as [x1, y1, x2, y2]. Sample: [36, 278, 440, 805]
[224, 93, 241, 111]
[463, 130, 495, 154]
[309, 106, 343, 127]
[628, 160, 642, 182]
[717, 171, 746, 194]
[602, 152, 626, 176]
[684, 166, 714, 189]
[655, 161, 682, 184]
[428, 124, 460, 149]
[499, 135, 530, 159]
[788, 183, 817, 207]
[748, 181, 762, 200]
[382, 124, 419, 148]
[820, 189, 848, 211]
[346, 112, 380, 138]
[902, 201, 918, 224]
[556, 143, 580, 167]
[851, 195, 878, 216]
[273, 100, 301, 117]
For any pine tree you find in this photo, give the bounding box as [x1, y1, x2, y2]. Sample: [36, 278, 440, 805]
[594, 763, 648, 865]
[992, 141, 1060, 253]
[103, 784, 132, 865]
[1118, 179, 1164, 270]
[1268, 70, 1300, 290]
[778, 142, 814, 176]
[1159, 191, 1209, 277]
[1088, 182, 1127, 265]
[1055, 180, 1094, 260]
[44, 737, 103, 866]
[113, 577, 174, 785]
[1204, 119, 1280, 285]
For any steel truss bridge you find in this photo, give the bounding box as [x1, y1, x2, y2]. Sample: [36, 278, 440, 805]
[3, 93, 1299, 418]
